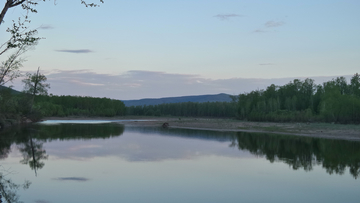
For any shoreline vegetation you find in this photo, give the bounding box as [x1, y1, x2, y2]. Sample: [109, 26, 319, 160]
[44, 116, 360, 141]
[125, 73, 360, 124]
[1, 73, 360, 136]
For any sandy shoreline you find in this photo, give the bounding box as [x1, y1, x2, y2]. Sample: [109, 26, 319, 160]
[44, 116, 360, 141]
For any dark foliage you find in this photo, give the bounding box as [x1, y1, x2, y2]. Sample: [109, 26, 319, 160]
[34, 95, 126, 117]
[126, 101, 237, 118]
[236, 73, 360, 123]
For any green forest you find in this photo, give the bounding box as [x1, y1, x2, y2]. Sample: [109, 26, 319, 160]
[34, 95, 126, 117]
[0, 89, 126, 128]
[0, 73, 359, 126]
[126, 101, 237, 117]
[126, 73, 360, 124]
[236, 73, 360, 123]
[0, 67, 126, 125]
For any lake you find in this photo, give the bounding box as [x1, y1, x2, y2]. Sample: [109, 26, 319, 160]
[1, 120, 359, 203]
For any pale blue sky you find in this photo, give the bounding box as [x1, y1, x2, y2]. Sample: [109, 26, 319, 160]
[1, 0, 359, 99]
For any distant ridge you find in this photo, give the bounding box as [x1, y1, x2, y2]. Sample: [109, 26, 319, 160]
[122, 93, 233, 107]
[0, 86, 21, 94]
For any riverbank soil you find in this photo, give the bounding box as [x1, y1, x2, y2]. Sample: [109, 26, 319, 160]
[44, 116, 360, 141]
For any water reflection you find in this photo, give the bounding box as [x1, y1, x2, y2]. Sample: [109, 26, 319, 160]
[32, 123, 125, 141]
[18, 136, 48, 176]
[0, 123, 124, 202]
[0, 169, 31, 203]
[1, 123, 360, 180]
[1, 123, 360, 203]
[232, 132, 360, 179]
[53, 177, 90, 182]
[0, 123, 124, 175]
[126, 126, 360, 179]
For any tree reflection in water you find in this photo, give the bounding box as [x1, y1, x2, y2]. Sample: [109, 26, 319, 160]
[0, 122, 125, 202]
[0, 123, 125, 176]
[0, 167, 31, 203]
[0, 127, 49, 177]
[125, 126, 360, 179]
[231, 132, 360, 179]
[1, 124, 359, 182]
[18, 136, 48, 176]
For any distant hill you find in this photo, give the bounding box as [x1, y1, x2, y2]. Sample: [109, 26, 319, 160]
[0, 86, 21, 94]
[122, 93, 233, 107]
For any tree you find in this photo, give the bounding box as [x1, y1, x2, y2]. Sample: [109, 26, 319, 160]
[22, 67, 50, 109]
[0, 44, 29, 86]
[1, 1, 104, 26]
[0, 16, 39, 57]
[1, 1, 104, 89]
[350, 73, 360, 97]
[22, 67, 49, 96]
[1, 1, 104, 55]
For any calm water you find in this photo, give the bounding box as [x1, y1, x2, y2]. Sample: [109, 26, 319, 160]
[1, 120, 360, 203]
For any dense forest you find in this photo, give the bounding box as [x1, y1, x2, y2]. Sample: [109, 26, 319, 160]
[0, 90, 126, 127]
[236, 73, 360, 123]
[126, 101, 237, 117]
[126, 73, 360, 123]
[34, 95, 126, 117]
[1, 73, 359, 125]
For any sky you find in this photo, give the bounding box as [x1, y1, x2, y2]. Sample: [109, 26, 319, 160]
[1, 0, 359, 100]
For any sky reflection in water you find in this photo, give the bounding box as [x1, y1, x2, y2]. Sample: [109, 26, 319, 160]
[1, 122, 360, 203]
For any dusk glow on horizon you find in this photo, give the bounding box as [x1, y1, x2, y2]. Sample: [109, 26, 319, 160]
[1, 0, 359, 100]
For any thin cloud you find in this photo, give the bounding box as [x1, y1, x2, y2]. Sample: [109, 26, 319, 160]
[265, 21, 285, 28]
[53, 177, 89, 182]
[38, 25, 54, 30]
[214, 14, 243, 21]
[253, 29, 267, 33]
[55, 49, 93, 54]
[254, 21, 285, 33]
[10, 70, 354, 100]
[259, 63, 274, 66]
[70, 80, 105, 86]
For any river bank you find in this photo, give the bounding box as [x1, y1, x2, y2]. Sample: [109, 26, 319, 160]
[42, 116, 360, 141]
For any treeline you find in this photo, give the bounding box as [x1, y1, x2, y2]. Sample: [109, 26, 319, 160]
[237, 73, 360, 123]
[0, 88, 35, 122]
[0, 89, 126, 120]
[34, 95, 126, 117]
[126, 101, 237, 117]
[2, 73, 359, 124]
[126, 73, 360, 123]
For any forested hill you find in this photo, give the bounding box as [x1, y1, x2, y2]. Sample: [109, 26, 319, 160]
[122, 93, 233, 107]
[0, 86, 21, 94]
